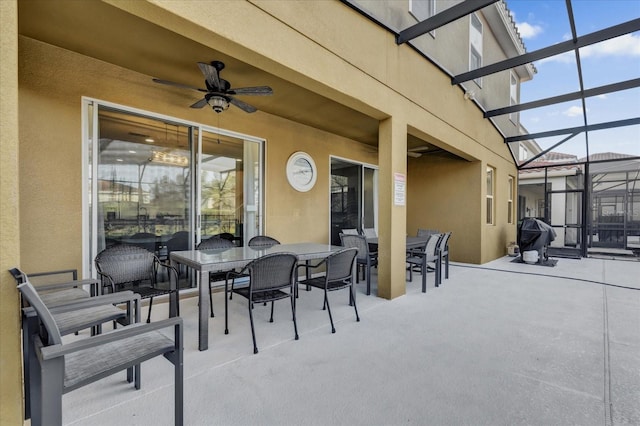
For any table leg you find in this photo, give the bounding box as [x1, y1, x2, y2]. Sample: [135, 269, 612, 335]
[169, 259, 179, 317]
[198, 270, 209, 351]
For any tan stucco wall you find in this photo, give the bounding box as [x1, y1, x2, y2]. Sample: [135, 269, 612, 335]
[18, 36, 378, 271]
[407, 156, 482, 263]
[0, 1, 24, 424]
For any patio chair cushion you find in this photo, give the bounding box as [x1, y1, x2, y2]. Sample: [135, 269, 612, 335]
[53, 305, 127, 336]
[64, 324, 175, 390]
[39, 288, 90, 306]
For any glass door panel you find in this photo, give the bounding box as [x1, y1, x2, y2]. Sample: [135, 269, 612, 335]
[330, 158, 377, 245]
[199, 130, 261, 246]
[95, 108, 193, 261]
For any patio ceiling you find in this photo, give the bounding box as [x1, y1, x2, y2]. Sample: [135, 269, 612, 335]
[17, 0, 381, 147]
[19, 1, 639, 168]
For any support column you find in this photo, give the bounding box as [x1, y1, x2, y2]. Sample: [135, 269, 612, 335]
[377, 116, 407, 299]
[0, 1, 25, 424]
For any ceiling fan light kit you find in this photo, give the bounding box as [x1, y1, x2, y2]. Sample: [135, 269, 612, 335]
[206, 95, 230, 113]
[153, 60, 273, 114]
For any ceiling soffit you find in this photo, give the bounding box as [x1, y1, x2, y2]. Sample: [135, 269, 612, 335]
[17, 0, 379, 146]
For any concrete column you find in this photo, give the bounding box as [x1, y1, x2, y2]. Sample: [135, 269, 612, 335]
[0, 0, 25, 424]
[377, 116, 407, 299]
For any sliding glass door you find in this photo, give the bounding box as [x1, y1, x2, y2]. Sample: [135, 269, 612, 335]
[330, 157, 377, 245]
[85, 100, 263, 278]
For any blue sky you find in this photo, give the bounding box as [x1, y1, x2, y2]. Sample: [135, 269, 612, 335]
[505, 0, 640, 157]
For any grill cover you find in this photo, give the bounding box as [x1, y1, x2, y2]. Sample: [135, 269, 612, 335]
[518, 218, 556, 253]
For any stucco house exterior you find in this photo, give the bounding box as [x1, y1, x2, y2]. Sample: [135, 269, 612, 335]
[1, 1, 531, 421]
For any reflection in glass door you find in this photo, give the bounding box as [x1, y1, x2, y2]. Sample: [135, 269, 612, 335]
[330, 158, 377, 245]
[86, 101, 265, 280]
[94, 108, 193, 261]
[198, 129, 262, 246]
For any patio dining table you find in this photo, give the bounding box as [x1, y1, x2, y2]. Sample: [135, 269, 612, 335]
[169, 242, 342, 351]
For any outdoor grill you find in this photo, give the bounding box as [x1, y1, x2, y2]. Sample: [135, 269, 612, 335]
[517, 218, 557, 264]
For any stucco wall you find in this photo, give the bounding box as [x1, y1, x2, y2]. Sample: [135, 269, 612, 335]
[407, 155, 482, 263]
[0, 1, 23, 424]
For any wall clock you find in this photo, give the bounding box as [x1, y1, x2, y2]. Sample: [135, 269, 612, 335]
[286, 151, 317, 192]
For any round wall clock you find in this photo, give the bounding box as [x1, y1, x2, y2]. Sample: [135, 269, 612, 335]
[286, 151, 317, 192]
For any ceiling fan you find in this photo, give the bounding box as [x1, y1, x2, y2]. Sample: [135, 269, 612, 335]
[153, 61, 273, 113]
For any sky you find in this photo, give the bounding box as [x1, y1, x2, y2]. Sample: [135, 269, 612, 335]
[504, 0, 640, 158]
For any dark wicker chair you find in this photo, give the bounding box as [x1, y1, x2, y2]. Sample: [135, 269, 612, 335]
[10, 268, 140, 421]
[196, 237, 237, 317]
[17, 279, 183, 426]
[297, 247, 359, 333]
[339, 233, 378, 296]
[436, 232, 452, 285]
[95, 244, 179, 323]
[128, 232, 159, 254]
[247, 235, 280, 247]
[225, 253, 299, 354]
[406, 233, 442, 292]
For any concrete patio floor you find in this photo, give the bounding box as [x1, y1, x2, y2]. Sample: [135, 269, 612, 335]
[57, 255, 639, 426]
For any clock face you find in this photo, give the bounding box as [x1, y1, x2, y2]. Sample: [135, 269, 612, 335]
[286, 152, 317, 192]
[292, 157, 313, 185]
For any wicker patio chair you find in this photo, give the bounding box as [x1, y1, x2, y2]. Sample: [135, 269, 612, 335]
[225, 252, 299, 354]
[417, 228, 439, 238]
[196, 237, 237, 317]
[128, 232, 159, 254]
[339, 233, 378, 296]
[10, 268, 140, 421]
[341, 228, 359, 235]
[436, 232, 452, 286]
[406, 233, 442, 293]
[247, 235, 280, 247]
[17, 279, 183, 426]
[296, 247, 359, 333]
[95, 244, 179, 323]
[362, 228, 377, 238]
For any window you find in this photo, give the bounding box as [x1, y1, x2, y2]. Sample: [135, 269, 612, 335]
[508, 176, 515, 224]
[486, 166, 495, 225]
[409, 0, 436, 21]
[469, 13, 483, 87]
[519, 144, 528, 161]
[509, 72, 518, 123]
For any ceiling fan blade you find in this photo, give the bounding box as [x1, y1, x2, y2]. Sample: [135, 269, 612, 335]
[229, 86, 273, 96]
[229, 97, 257, 113]
[190, 98, 209, 109]
[153, 78, 207, 92]
[197, 62, 221, 91]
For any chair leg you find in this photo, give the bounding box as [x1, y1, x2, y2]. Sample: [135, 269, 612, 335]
[248, 299, 259, 354]
[224, 279, 229, 335]
[269, 301, 275, 323]
[174, 323, 184, 426]
[445, 255, 449, 279]
[324, 291, 336, 333]
[146, 297, 153, 323]
[290, 295, 299, 340]
[37, 356, 65, 426]
[208, 280, 215, 318]
[351, 285, 360, 322]
[366, 264, 371, 296]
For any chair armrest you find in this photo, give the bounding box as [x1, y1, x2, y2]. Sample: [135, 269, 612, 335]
[40, 317, 183, 360]
[296, 259, 325, 272]
[48, 291, 139, 313]
[28, 268, 78, 281]
[35, 278, 99, 293]
[158, 261, 179, 282]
